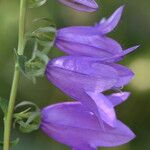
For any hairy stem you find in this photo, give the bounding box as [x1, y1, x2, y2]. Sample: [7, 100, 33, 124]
[3, 0, 27, 150]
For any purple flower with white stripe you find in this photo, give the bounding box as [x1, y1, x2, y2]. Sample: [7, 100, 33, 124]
[58, 0, 99, 12]
[45, 56, 133, 126]
[55, 6, 139, 61]
[41, 102, 135, 150]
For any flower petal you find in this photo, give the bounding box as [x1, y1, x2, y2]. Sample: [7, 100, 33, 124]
[105, 45, 139, 62]
[107, 92, 130, 107]
[58, 0, 99, 12]
[108, 63, 134, 88]
[46, 56, 118, 93]
[72, 146, 96, 150]
[123, 45, 140, 55]
[86, 91, 116, 127]
[41, 102, 135, 149]
[96, 6, 124, 34]
[56, 29, 122, 59]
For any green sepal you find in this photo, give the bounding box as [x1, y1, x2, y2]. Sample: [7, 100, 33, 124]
[25, 50, 49, 78]
[28, 0, 47, 8]
[13, 101, 41, 133]
[15, 101, 40, 111]
[32, 27, 56, 42]
[27, 17, 56, 54]
[15, 49, 48, 80]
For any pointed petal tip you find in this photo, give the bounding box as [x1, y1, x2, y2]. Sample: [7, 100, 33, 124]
[122, 92, 131, 100]
[86, 91, 117, 128]
[127, 129, 136, 142]
[119, 5, 125, 12]
[97, 5, 125, 34]
[58, 0, 99, 12]
[108, 91, 131, 107]
[124, 45, 140, 55]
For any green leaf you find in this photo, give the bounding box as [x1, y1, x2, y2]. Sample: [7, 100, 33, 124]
[28, 0, 47, 8]
[0, 97, 8, 116]
[0, 138, 20, 147]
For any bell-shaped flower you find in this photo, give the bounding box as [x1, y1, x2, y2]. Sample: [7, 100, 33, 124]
[46, 56, 134, 93]
[55, 6, 139, 61]
[45, 56, 133, 126]
[58, 0, 99, 12]
[41, 102, 135, 150]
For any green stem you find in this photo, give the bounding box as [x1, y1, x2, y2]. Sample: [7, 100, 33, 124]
[3, 1, 27, 150]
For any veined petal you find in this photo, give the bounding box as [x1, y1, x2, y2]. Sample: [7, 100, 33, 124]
[86, 91, 116, 127]
[107, 92, 130, 107]
[41, 102, 135, 149]
[108, 63, 134, 88]
[96, 6, 124, 34]
[58, 0, 99, 12]
[57, 26, 99, 37]
[46, 56, 118, 93]
[56, 30, 122, 59]
[46, 56, 119, 126]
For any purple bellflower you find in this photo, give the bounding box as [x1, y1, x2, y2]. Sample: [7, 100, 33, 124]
[55, 6, 139, 61]
[58, 0, 99, 12]
[45, 56, 133, 127]
[41, 102, 135, 150]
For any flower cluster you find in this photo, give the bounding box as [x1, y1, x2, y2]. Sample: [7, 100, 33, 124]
[41, 2, 138, 150]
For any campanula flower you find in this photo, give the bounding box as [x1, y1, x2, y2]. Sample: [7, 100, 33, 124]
[46, 56, 134, 92]
[45, 56, 133, 126]
[55, 6, 139, 61]
[41, 102, 135, 150]
[58, 0, 99, 12]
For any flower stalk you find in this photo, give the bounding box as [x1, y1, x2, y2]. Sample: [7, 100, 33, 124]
[3, 0, 27, 150]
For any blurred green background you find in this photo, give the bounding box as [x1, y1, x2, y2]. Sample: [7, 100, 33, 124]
[0, 0, 150, 150]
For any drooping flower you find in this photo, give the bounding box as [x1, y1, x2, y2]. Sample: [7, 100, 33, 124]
[46, 56, 134, 93]
[55, 6, 139, 61]
[45, 55, 133, 126]
[58, 0, 99, 12]
[41, 102, 135, 150]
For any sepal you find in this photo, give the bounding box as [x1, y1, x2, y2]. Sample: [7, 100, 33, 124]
[13, 101, 41, 133]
